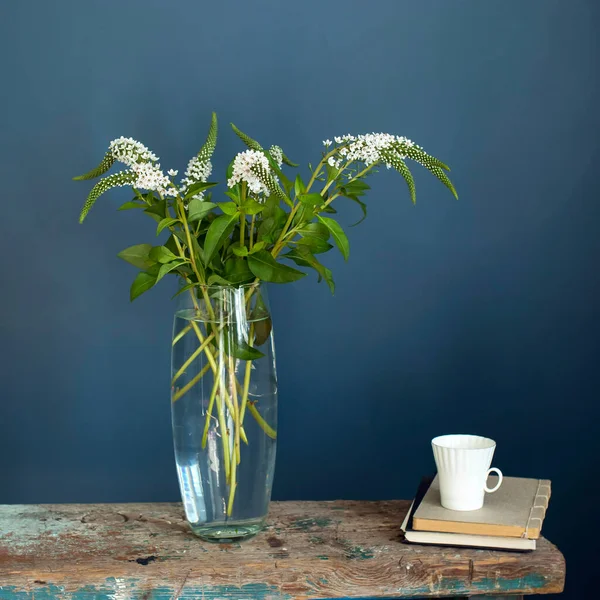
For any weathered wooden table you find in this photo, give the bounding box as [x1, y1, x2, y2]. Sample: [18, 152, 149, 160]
[0, 501, 565, 599]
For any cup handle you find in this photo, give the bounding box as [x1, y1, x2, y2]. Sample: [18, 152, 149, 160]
[484, 467, 503, 493]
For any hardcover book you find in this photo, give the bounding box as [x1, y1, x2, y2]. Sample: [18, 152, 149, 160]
[412, 475, 551, 539]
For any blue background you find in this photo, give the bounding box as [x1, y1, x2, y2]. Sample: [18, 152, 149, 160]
[1, 0, 598, 597]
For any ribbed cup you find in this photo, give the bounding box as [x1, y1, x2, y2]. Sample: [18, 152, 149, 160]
[432, 434, 500, 511]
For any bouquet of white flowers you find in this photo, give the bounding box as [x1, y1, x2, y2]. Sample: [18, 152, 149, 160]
[74, 113, 456, 537]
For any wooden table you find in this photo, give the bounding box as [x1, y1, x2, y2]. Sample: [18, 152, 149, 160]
[0, 501, 565, 599]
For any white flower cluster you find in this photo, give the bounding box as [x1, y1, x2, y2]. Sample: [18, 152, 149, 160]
[227, 150, 272, 196]
[327, 133, 416, 169]
[130, 162, 171, 194]
[109, 137, 173, 194]
[109, 137, 159, 167]
[269, 145, 283, 168]
[180, 156, 213, 200]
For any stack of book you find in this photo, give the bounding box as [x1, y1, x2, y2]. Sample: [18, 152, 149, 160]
[401, 475, 551, 551]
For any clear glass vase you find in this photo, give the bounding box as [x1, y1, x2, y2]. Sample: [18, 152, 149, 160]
[171, 283, 277, 542]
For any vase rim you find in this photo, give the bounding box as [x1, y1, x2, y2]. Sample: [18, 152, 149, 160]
[200, 282, 262, 290]
[180, 282, 264, 292]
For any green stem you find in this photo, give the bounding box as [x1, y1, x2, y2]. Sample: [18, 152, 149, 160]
[172, 362, 211, 403]
[238, 324, 254, 428]
[239, 212, 246, 248]
[247, 402, 277, 439]
[304, 148, 339, 194]
[172, 323, 192, 346]
[227, 435, 238, 517]
[201, 374, 220, 449]
[227, 351, 241, 515]
[320, 164, 376, 211]
[240, 182, 247, 248]
[215, 384, 231, 483]
[249, 215, 256, 249]
[230, 356, 241, 466]
[177, 200, 204, 286]
[171, 331, 215, 385]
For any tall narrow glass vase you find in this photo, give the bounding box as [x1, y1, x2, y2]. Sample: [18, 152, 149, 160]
[171, 283, 277, 542]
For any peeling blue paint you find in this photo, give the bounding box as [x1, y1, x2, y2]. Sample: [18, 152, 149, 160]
[0, 581, 293, 600]
[0, 573, 548, 598]
[473, 573, 547, 592]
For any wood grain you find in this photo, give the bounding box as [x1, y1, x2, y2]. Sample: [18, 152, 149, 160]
[0, 500, 565, 599]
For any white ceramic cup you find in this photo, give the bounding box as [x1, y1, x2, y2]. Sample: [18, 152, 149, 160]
[432, 434, 503, 511]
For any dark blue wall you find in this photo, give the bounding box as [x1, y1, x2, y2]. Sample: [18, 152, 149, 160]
[1, 0, 598, 596]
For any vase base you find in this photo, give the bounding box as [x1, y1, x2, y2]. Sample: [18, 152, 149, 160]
[189, 518, 265, 542]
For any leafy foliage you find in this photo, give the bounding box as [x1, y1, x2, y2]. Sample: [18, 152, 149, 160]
[74, 114, 457, 300]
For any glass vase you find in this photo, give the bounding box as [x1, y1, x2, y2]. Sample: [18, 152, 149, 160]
[171, 283, 277, 542]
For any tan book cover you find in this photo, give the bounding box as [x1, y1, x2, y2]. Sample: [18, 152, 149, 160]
[412, 475, 551, 539]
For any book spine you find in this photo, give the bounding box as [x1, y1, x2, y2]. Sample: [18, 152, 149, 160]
[524, 479, 551, 538]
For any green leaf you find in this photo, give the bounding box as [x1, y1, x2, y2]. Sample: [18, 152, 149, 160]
[225, 187, 240, 203]
[251, 291, 272, 345]
[240, 198, 265, 215]
[317, 216, 350, 260]
[248, 250, 306, 283]
[156, 217, 179, 235]
[257, 199, 286, 242]
[172, 282, 198, 299]
[232, 245, 249, 257]
[257, 217, 277, 244]
[326, 162, 341, 182]
[117, 244, 155, 270]
[249, 241, 266, 254]
[297, 222, 330, 240]
[130, 271, 157, 301]
[222, 330, 265, 360]
[118, 201, 145, 211]
[79, 170, 137, 223]
[298, 193, 324, 207]
[156, 259, 186, 283]
[164, 235, 180, 256]
[144, 199, 167, 220]
[344, 195, 368, 226]
[218, 202, 239, 216]
[73, 150, 115, 181]
[285, 246, 335, 294]
[342, 180, 370, 195]
[204, 213, 238, 264]
[296, 193, 325, 225]
[207, 273, 232, 286]
[184, 181, 218, 200]
[224, 257, 254, 284]
[295, 236, 333, 254]
[149, 246, 179, 264]
[294, 174, 306, 197]
[262, 195, 287, 222]
[188, 200, 217, 222]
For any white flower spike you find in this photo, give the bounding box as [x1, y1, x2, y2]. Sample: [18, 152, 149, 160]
[227, 150, 273, 197]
